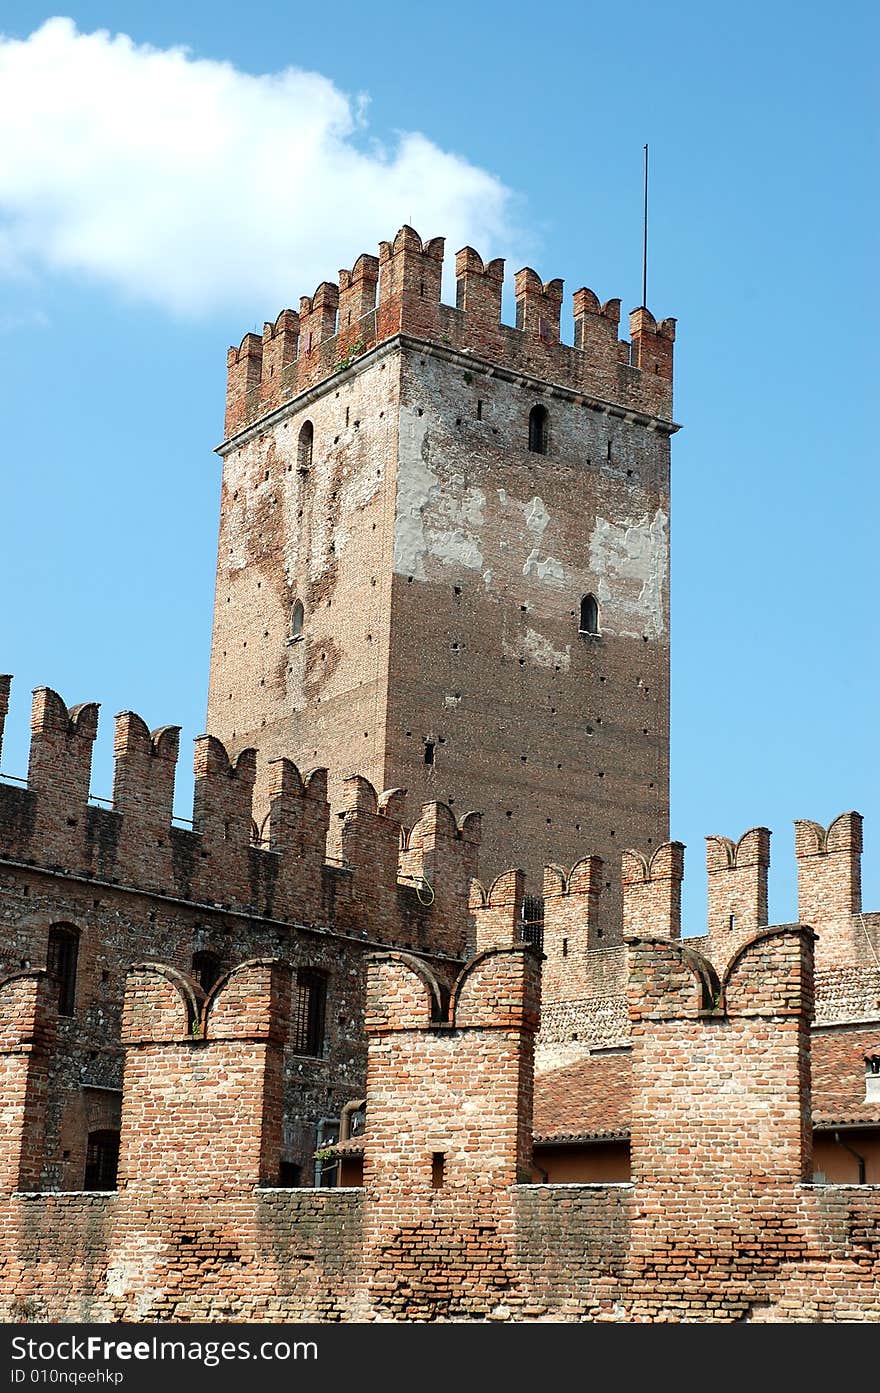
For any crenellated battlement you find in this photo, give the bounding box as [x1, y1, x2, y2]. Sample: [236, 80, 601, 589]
[2, 922, 879, 1322]
[119, 958, 290, 1192]
[223, 224, 677, 439]
[2, 675, 877, 982]
[0, 676, 477, 955]
[475, 814, 879, 1015]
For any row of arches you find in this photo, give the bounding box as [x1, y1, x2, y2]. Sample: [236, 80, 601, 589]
[41, 931, 327, 1050]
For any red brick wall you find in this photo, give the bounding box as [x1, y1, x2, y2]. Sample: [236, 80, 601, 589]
[119, 960, 289, 1191]
[1, 936, 880, 1321]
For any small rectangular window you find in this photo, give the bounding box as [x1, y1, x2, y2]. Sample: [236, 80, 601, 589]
[47, 927, 78, 1016]
[84, 1130, 119, 1191]
[293, 970, 327, 1057]
[520, 896, 545, 952]
[431, 1152, 445, 1189]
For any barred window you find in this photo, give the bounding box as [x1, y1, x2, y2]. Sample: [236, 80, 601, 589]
[520, 896, 545, 952]
[293, 969, 327, 1057]
[47, 925, 79, 1016]
[84, 1129, 119, 1191]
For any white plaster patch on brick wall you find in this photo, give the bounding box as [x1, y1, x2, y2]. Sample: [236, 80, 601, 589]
[523, 628, 571, 671]
[428, 485, 486, 571]
[393, 406, 439, 580]
[105, 1237, 164, 1318]
[589, 508, 668, 638]
[224, 438, 267, 576]
[520, 495, 567, 588]
[394, 408, 485, 576]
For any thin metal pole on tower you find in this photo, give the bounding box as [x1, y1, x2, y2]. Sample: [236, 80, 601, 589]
[642, 144, 649, 309]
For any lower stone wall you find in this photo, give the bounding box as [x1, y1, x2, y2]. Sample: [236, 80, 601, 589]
[0, 1189, 365, 1322]
[3, 1182, 879, 1322]
[514, 1184, 631, 1320]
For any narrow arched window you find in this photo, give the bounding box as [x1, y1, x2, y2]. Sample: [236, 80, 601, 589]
[297, 420, 313, 472]
[47, 925, 79, 1016]
[528, 404, 548, 455]
[290, 599, 304, 640]
[84, 1129, 119, 1191]
[192, 950, 222, 995]
[579, 593, 599, 636]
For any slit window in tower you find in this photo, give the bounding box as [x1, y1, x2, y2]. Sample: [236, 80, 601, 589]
[579, 594, 599, 636]
[424, 739, 436, 766]
[528, 404, 548, 455]
[291, 599, 304, 641]
[47, 925, 79, 1016]
[297, 419, 313, 472]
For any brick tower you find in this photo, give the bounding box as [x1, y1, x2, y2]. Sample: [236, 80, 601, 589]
[207, 226, 677, 932]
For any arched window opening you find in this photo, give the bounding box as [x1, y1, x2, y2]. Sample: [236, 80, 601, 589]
[290, 599, 304, 641]
[192, 950, 222, 995]
[579, 594, 600, 636]
[297, 420, 314, 471]
[297, 420, 313, 472]
[528, 404, 548, 455]
[84, 1129, 119, 1191]
[46, 925, 79, 1016]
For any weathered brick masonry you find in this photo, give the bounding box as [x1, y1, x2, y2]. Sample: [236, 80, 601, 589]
[208, 226, 675, 927]
[1, 671, 879, 1318]
[0, 934, 878, 1322]
[2, 226, 879, 1322]
[0, 677, 476, 1187]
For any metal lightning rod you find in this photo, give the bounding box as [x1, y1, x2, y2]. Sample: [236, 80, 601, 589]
[642, 143, 649, 309]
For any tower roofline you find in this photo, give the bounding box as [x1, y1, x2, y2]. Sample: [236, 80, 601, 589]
[217, 330, 681, 457]
[223, 225, 677, 441]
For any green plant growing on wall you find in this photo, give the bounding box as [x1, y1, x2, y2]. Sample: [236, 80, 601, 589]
[339, 335, 366, 369]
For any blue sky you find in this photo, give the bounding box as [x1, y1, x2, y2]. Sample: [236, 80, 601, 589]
[0, 2, 877, 933]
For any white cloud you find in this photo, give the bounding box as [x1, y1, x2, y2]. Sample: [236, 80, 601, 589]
[0, 18, 519, 316]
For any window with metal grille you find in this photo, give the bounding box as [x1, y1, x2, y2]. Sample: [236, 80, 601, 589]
[293, 969, 327, 1057]
[46, 925, 79, 1016]
[520, 896, 545, 952]
[83, 1129, 119, 1191]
